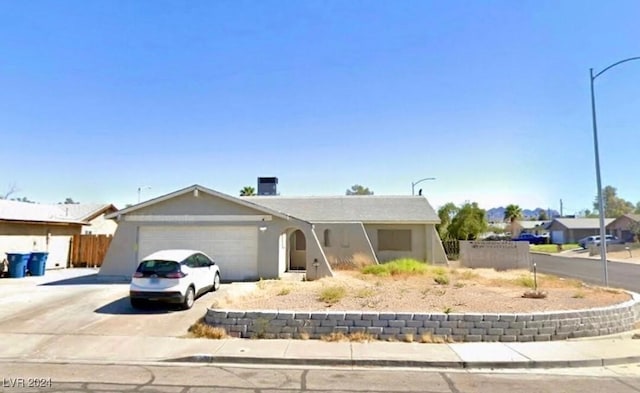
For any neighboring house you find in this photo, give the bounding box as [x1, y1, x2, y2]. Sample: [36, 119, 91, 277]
[512, 220, 551, 237]
[58, 204, 119, 235]
[99, 184, 447, 281]
[0, 200, 86, 270]
[547, 218, 615, 244]
[607, 214, 640, 242]
[0, 201, 119, 271]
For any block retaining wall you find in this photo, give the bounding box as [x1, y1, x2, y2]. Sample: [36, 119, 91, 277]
[205, 293, 640, 342]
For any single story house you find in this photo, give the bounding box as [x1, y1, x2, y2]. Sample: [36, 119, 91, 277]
[0, 200, 86, 270]
[99, 184, 447, 281]
[59, 204, 119, 235]
[512, 220, 551, 237]
[606, 214, 640, 242]
[546, 217, 615, 244]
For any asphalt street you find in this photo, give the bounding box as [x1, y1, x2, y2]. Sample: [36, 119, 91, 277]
[1, 361, 640, 393]
[532, 253, 640, 291]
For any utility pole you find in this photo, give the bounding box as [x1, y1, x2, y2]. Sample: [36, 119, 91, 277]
[560, 199, 563, 217]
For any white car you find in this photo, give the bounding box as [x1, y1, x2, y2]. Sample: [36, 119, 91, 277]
[129, 249, 221, 309]
[578, 235, 621, 249]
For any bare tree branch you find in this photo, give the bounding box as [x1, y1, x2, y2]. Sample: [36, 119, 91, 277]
[2, 182, 19, 200]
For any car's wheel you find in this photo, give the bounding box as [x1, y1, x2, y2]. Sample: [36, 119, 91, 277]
[130, 298, 146, 309]
[182, 286, 195, 310]
[212, 273, 221, 292]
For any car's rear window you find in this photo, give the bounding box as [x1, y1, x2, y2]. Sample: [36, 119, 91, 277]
[136, 260, 180, 275]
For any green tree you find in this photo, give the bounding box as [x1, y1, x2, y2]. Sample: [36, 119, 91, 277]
[239, 186, 256, 196]
[345, 184, 373, 195]
[447, 202, 488, 240]
[504, 204, 522, 235]
[593, 186, 634, 218]
[537, 210, 549, 221]
[504, 204, 522, 223]
[60, 197, 79, 204]
[635, 202, 640, 214]
[436, 202, 459, 240]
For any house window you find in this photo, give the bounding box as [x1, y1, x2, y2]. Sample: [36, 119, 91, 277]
[378, 229, 412, 251]
[324, 229, 331, 247]
[294, 230, 306, 251]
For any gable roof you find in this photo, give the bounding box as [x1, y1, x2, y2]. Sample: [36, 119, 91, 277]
[57, 204, 118, 221]
[552, 217, 615, 230]
[106, 184, 294, 221]
[243, 195, 440, 223]
[622, 213, 640, 222]
[516, 220, 551, 230]
[0, 200, 87, 225]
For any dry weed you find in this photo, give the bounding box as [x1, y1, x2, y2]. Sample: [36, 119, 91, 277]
[188, 319, 228, 339]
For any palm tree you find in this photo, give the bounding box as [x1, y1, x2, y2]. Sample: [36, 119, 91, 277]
[240, 186, 256, 196]
[504, 204, 523, 236]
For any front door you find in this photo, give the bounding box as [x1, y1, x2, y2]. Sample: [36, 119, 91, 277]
[289, 230, 306, 270]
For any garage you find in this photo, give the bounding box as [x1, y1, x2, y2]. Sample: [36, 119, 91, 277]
[138, 226, 258, 281]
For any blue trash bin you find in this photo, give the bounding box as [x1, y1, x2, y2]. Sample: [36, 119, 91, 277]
[27, 252, 48, 276]
[6, 253, 30, 278]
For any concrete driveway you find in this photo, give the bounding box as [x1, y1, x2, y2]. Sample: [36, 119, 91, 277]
[0, 268, 256, 338]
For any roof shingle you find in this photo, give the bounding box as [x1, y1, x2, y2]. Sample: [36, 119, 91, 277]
[243, 195, 439, 223]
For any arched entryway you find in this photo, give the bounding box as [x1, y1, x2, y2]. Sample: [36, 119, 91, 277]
[289, 229, 306, 270]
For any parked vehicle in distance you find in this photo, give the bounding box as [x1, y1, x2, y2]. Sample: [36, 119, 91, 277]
[129, 249, 221, 310]
[578, 235, 622, 249]
[511, 233, 547, 245]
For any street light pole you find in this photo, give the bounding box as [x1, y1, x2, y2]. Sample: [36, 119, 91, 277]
[589, 56, 640, 287]
[411, 177, 436, 196]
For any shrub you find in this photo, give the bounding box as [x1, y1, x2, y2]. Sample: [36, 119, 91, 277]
[361, 258, 428, 276]
[188, 319, 228, 339]
[515, 275, 536, 289]
[277, 287, 291, 296]
[420, 333, 448, 344]
[434, 274, 450, 285]
[318, 286, 347, 304]
[572, 290, 585, 299]
[356, 288, 375, 298]
[347, 331, 374, 342]
[321, 332, 348, 342]
[458, 270, 479, 280]
[321, 331, 374, 342]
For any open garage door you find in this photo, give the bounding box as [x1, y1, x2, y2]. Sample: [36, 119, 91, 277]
[138, 226, 258, 281]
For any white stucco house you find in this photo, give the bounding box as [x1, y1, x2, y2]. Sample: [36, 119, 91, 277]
[99, 184, 447, 281]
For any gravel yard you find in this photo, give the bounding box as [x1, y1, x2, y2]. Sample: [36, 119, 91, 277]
[212, 266, 630, 314]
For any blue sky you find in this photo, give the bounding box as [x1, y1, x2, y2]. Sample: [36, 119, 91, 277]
[1, 1, 639, 214]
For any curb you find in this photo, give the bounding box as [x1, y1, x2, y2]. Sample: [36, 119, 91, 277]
[162, 354, 640, 369]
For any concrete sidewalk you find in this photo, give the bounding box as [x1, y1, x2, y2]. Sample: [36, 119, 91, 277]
[2, 330, 640, 369]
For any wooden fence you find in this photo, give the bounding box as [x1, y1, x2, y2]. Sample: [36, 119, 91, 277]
[70, 234, 112, 267]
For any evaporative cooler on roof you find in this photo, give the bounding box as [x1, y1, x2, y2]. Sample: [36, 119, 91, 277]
[257, 177, 278, 196]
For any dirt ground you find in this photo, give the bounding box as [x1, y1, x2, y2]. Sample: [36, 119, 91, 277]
[213, 267, 630, 314]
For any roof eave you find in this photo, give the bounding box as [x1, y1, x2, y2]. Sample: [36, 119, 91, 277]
[0, 218, 87, 226]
